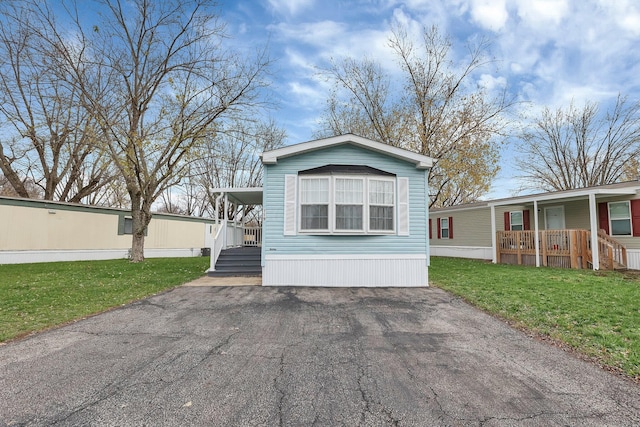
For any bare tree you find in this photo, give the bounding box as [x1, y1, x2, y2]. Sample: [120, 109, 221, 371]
[29, 0, 272, 261]
[517, 95, 640, 191]
[154, 118, 285, 219]
[0, 2, 114, 202]
[193, 118, 286, 220]
[86, 175, 131, 208]
[317, 25, 512, 208]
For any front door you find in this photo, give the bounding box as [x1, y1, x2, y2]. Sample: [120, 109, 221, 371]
[545, 206, 565, 230]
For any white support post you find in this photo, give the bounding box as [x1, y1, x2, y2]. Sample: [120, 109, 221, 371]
[491, 205, 497, 263]
[534, 200, 540, 267]
[589, 193, 599, 270]
[214, 193, 223, 225]
[223, 193, 229, 250]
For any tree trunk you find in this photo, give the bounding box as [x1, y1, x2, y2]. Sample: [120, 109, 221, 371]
[129, 191, 152, 263]
[130, 227, 145, 262]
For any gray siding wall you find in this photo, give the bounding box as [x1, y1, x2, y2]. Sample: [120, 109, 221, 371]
[262, 144, 429, 255]
[429, 206, 513, 247]
[429, 196, 640, 251]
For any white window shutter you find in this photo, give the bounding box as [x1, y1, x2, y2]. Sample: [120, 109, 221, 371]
[284, 174, 297, 236]
[397, 177, 409, 236]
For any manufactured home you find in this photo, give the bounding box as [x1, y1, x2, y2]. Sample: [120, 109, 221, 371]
[0, 197, 216, 264]
[429, 181, 640, 270]
[209, 134, 434, 286]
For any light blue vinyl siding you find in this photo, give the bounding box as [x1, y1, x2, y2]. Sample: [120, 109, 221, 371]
[263, 143, 429, 256]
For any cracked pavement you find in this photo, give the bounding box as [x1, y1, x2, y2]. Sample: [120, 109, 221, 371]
[1, 286, 639, 426]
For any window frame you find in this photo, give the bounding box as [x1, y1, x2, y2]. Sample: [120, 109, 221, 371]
[299, 176, 331, 232]
[608, 201, 632, 236]
[118, 215, 134, 235]
[334, 176, 365, 232]
[367, 177, 396, 234]
[440, 217, 449, 239]
[510, 211, 523, 231]
[297, 174, 396, 235]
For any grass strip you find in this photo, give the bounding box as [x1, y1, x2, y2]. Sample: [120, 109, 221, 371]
[429, 257, 640, 380]
[0, 257, 210, 342]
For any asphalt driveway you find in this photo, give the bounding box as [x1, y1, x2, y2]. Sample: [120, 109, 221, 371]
[1, 285, 639, 426]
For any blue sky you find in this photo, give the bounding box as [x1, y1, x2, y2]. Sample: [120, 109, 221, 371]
[222, 0, 640, 198]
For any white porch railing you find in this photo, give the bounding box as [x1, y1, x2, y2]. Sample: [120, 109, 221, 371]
[211, 224, 225, 272]
[209, 220, 262, 272]
[243, 227, 262, 247]
[226, 221, 244, 247]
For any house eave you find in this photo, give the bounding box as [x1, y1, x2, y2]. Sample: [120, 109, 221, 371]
[261, 133, 433, 169]
[488, 187, 639, 207]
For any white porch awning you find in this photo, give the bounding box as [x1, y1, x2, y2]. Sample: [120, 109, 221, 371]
[211, 187, 263, 205]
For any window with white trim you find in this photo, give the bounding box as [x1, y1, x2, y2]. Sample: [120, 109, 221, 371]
[440, 217, 449, 238]
[609, 201, 631, 236]
[300, 177, 329, 231]
[297, 175, 396, 234]
[369, 179, 395, 231]
[510, 211, 523, 231]
[335, 178, 364, 231]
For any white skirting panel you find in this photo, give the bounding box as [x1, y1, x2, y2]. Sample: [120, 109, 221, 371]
[627, 249, 640, 271]
[145, 248, 204, 259]
[430, 245, 493, 260]
[263, 254, 428, 287]
[0, 248, 203, 265]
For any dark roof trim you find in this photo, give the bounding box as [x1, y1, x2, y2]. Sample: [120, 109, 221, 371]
[298, 164, 395, 176]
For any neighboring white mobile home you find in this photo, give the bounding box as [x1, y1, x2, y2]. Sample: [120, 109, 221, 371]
[0, 197, 216, 264]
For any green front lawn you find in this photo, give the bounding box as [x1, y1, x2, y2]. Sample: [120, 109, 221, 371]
[0, 257, 210, 342]
[429, 257, 640, 380]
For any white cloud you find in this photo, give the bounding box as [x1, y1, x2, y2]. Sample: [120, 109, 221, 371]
[478, 74, 507, 92]
[269, 20, 348, 50]
[267, 0, 315, 16]
[514, 0, 569, 26]
[288, 81, 323, 104]
[280, 50, 316, 79]
[547, 83, 617, 109]
[597, 0, 640, 37]
[469, 0, 509, 31]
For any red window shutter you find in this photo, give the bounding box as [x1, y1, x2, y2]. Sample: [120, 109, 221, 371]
[631, 199, 640, 237]
[504, 211, 510, 231]
[449, 216, 453, 239]
[437, 218, 441, 239]
[523, 210, 530, 230]
[598, 202, 610, 234]
[429, 219, 432, 239]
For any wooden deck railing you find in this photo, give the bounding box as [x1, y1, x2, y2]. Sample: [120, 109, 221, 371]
[496, 229, 627, 270]
[590, 229, 627, 270]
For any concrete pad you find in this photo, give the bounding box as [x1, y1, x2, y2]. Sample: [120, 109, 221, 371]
[182, 275, 261, 286]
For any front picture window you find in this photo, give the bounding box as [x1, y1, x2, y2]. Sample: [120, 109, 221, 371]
[335, 178, 364, 230]
[297, 175, 397, 234]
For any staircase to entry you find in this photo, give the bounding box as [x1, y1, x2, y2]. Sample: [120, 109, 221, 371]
[208, 246, 261, 277]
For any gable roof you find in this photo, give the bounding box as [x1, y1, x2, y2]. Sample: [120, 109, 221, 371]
[261, 134, 433, 170]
